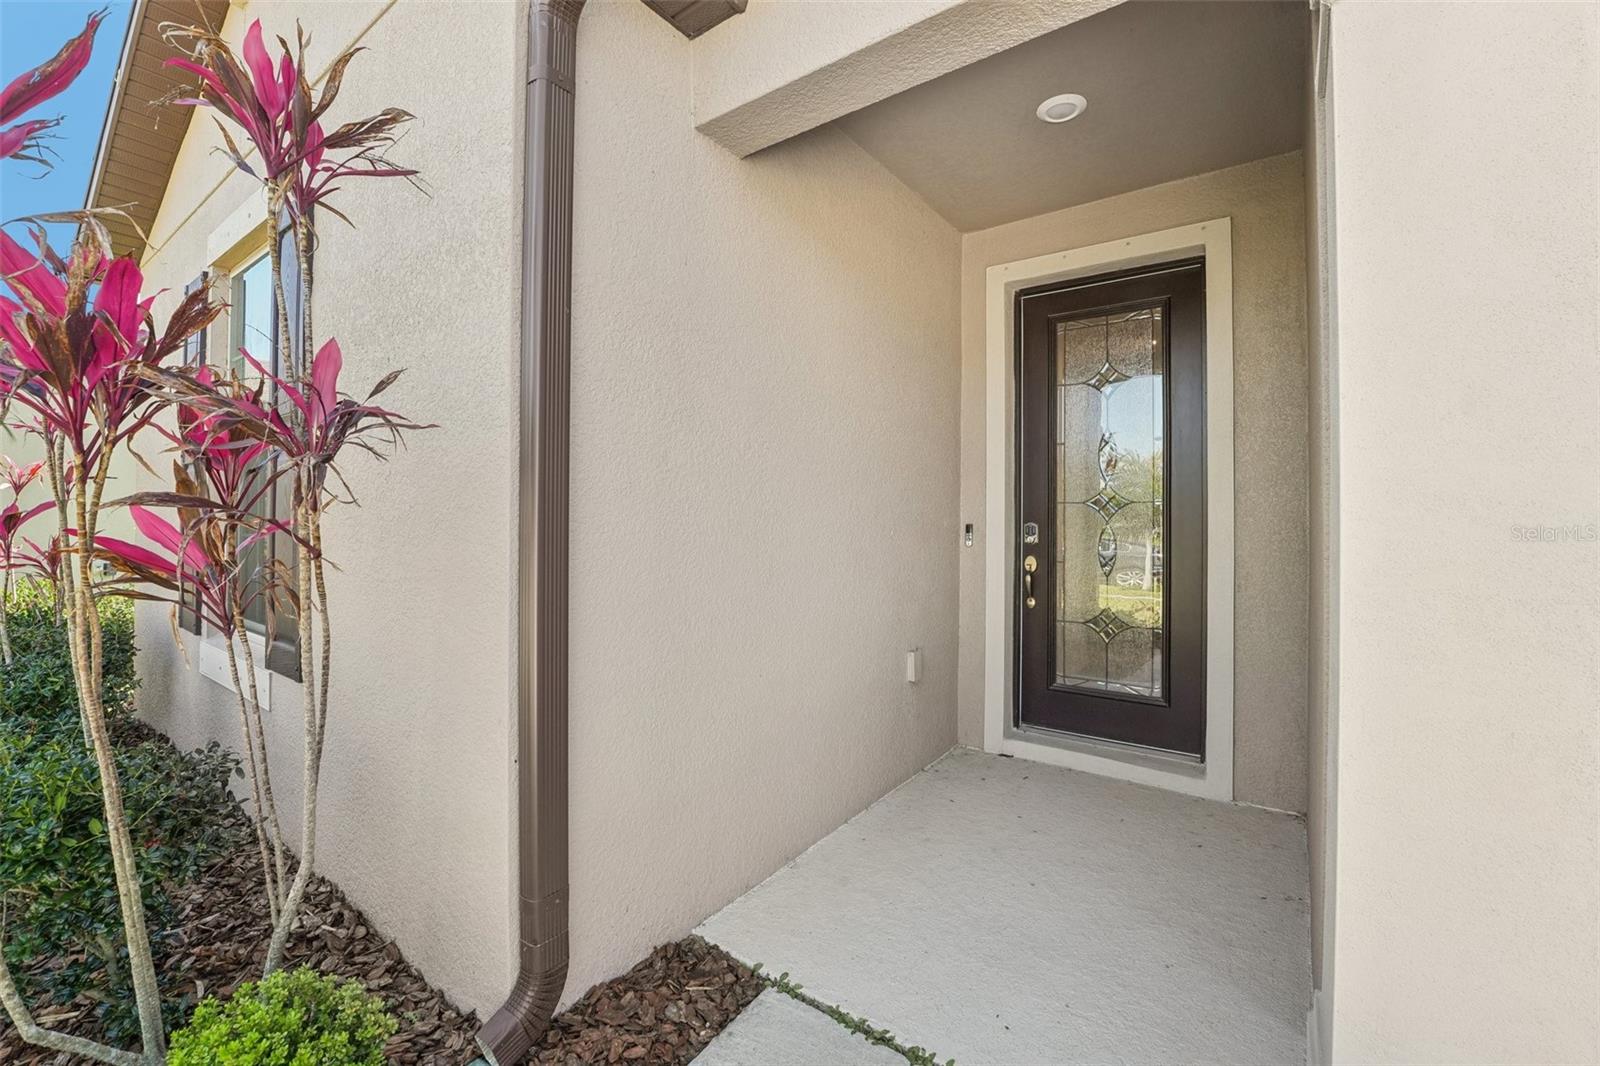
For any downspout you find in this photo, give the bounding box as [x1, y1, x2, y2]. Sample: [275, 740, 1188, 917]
[479, 1, 585, 1063]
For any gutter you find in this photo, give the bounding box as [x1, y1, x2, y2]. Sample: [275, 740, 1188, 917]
[83, 0, 145, 216]
[478, 1, 585, 1063]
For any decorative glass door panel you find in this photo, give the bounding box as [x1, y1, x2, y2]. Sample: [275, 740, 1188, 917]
[1016, 261, 1205, 757]
[1054, 307, 1164, 699]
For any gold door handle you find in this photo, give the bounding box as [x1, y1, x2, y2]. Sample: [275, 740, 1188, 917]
[1023, 554, 1037, 609]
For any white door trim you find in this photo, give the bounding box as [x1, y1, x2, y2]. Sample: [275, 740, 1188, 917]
[983, 218, 1235, 802]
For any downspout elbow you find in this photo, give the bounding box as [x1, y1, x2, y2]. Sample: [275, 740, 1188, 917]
[478, 1, 585, 1062]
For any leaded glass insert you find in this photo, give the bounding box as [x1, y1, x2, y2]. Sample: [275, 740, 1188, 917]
[1052, 307, 1164, 698]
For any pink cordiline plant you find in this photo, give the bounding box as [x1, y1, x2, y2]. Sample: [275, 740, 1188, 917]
[108, 366, 297, 933]
[0, 456, 49, 662]
[96, 478, 294, 928]
[0, 216, 219, 1064]
[163, 16, 417, 381]
[161, 15, 426, 977]
[140, 335, 429, 972]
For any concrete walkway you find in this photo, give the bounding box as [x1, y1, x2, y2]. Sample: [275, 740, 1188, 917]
[694, 990, 906, 1066]
[695, 748, 1310, 1065]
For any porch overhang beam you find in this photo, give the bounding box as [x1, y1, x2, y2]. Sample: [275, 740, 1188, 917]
[642, 0, 746, 40]
[691, 0, 1124, 158]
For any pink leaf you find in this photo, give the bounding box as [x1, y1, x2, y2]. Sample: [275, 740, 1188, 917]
[0, 9, 102, 125]
[130, 505, 210, 575]
[0, 117, 58, 162]
[310, 337, 342, 422]
[96, 535, 178, 579]
[242, 21, 285, 118]
[0, 228, 66, 318]
[92, 256, 143, 357]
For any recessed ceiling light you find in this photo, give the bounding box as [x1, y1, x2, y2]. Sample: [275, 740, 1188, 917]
[1037, 93, 1088, 124]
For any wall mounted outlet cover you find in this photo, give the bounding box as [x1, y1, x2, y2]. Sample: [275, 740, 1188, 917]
[906, 648, 923, 684]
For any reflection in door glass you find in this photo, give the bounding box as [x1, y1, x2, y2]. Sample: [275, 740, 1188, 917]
[1053, 306, 1164, 699]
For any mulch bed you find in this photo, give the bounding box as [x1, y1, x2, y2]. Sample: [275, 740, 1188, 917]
[2, 837, 481, 1064]
[534, 937, 764, 1066]
[2, 719, 762, 1065]
[2, 724, 481, 1064]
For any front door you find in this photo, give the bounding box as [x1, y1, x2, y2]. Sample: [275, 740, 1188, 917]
[1016, 260, 1206, 756]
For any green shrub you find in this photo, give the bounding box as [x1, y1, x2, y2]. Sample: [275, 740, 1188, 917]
[168, 968, 397, 1066]
[0, 582, 137, 732]
[0, 586, 239, 1043]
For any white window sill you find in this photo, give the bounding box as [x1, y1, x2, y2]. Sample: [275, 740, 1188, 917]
[197, 631, 275, 711]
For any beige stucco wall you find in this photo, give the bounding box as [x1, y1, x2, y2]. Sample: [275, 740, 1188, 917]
[0, 433, 133, 540]
[957, 151, 1311, 813]
[1323, 1, 1599, 1061]
[1303, 10, 1338, 1035]
[133, 0, 523, 1013]
[130, 0, 961, 1018]
[565, 0, 961, 1003]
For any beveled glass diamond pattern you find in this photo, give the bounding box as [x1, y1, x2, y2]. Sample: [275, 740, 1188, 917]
[1085, 487, 1132, 522]
[1086, 359, 1129, 392]
[1083, 607, 1133, 644]
[1096, 526, 1118, 577]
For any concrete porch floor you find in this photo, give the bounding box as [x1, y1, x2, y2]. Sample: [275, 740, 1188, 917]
[694, 748, 1310, 1065]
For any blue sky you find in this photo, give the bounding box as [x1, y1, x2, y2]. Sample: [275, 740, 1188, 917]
[2, 1, 135, 248]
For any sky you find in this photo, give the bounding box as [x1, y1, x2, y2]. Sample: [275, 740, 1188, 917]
[2, 0, 135, 249]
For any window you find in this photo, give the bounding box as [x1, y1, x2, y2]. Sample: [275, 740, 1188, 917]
[177, 274, 209, 636]
[221, 222, 302, 680]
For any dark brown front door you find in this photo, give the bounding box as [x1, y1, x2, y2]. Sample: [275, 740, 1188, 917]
[1016, 260, 1205, 756]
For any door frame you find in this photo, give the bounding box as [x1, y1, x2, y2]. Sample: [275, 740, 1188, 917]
[983, 218, 1235, 801]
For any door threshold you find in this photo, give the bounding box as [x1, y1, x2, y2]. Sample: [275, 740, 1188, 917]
[1001, 725, 1231, 801]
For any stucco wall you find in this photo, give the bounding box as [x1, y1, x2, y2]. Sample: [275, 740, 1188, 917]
[131, 0, 961, 1019]
[0, 427, 133, 539]
[1324, 2, 1600, 1061]
[1303, 9, 1337, 1044]
[957, 152, 1311, 813]
[133, 0, 522, 1013]
[565, 0, 961, 1004]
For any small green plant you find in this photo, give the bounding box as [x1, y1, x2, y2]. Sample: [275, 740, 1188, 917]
[0, 582, 136, 732]
[1, 587, 240, 1045]
[0, 714, 239, 1045]
[753, 963, 956, 1066]
[167, 968, 396, 1066]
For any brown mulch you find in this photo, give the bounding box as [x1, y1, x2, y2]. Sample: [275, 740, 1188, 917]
[2, 731, 762, 1066]
[2, 800, 480, 1065]
[533, 937, 764, 1066]
[4, 850, 762, 1066]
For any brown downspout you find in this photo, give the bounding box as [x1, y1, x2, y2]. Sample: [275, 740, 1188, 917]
[478, 1, 585, 1063]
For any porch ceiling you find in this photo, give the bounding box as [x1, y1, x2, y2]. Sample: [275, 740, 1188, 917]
[835, 0, 1309, 232]
[696, 749, 1310, 1063]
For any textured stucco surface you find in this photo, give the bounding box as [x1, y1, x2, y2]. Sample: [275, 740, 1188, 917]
[1302, 14, 1337, 1027]
[698, 748, 1310, 1064]
[692, 991, 905, 1066]
[691, 0, 1121, 157]
[564, 0, 961, 1008]
[956, 153, 1310, 813]
[1325, 3, 1600, 1062]
[133, 0, 521, 1013]
[131, 0, 964, 1020]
